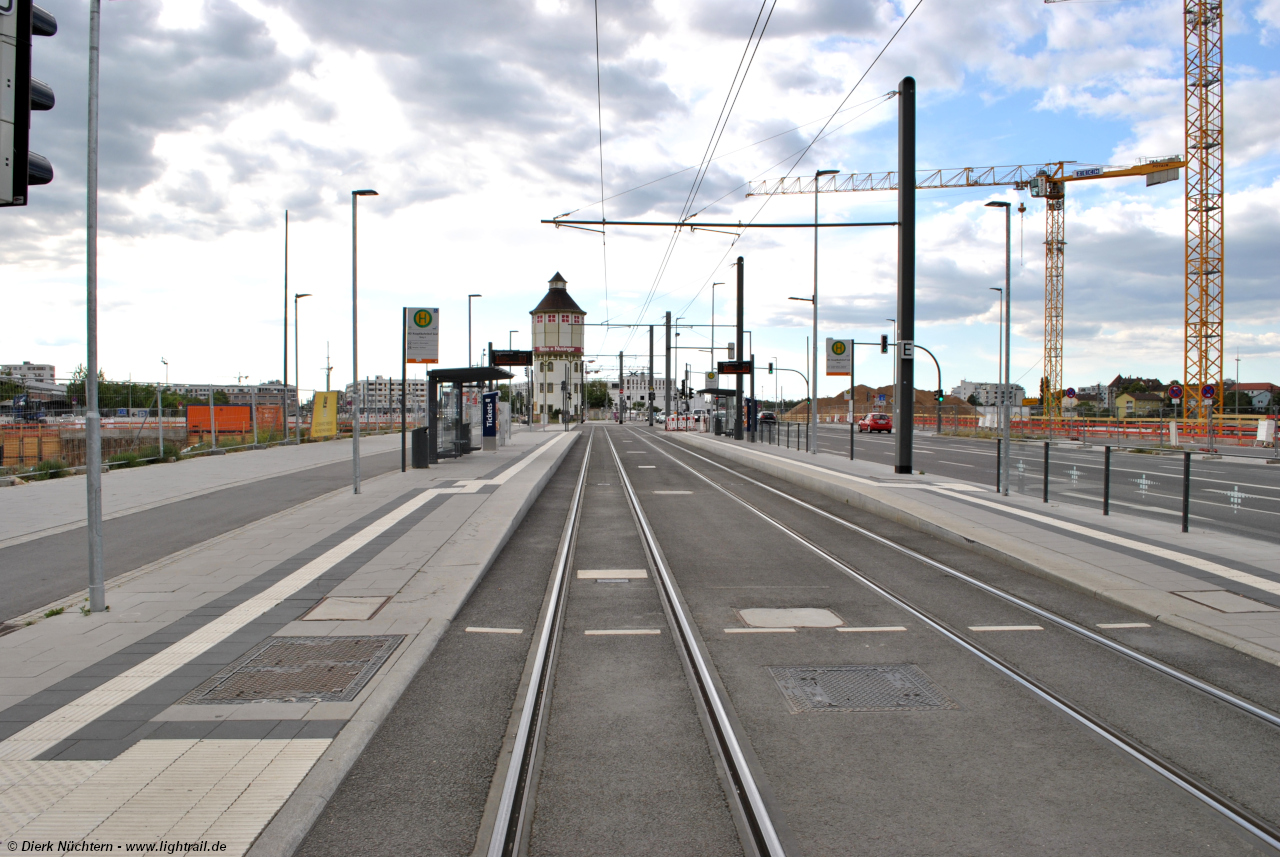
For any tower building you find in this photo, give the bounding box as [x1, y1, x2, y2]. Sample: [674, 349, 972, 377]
[531, 272, 586, 419]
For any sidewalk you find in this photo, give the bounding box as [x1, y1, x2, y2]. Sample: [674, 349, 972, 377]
[0, 433, 408, 549]
[670, 431, 1280, 667]
[0, 430, 578, 856]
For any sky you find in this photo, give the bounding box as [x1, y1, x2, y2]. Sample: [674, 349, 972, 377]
[4, 0, 1279, 403]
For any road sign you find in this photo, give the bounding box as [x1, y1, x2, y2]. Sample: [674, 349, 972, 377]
[1065, 387, 1076, 399]
[825, 338, 851, 376]
[1201, 384, 1216, 400]
[877, 393, 886, 404]
[898, 340, 914, 360]
[491, 349, 533, 366]
[405, 307, 439, 364]
[717, 360, 753, 375]
[1168, 384, 1183, 401]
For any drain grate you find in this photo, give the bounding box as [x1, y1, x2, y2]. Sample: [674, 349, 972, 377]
[769, 665, 958, 713]
[180, 635, 404, 704]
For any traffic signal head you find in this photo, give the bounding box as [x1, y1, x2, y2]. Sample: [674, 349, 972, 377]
[935, 389, 944, 403]
[880, 334, 889, 354]
[1, 0, 57, 207]
[767, 362, 774, 375]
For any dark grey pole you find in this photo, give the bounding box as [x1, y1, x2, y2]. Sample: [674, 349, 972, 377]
[734, 257, 744, 441]
[996, 438, 1002, 493]
[1182, 451, 1191, 533]
[400, 308, 406, 472]
[894, 76, 916, 474]
[1103, 446, 1111, 515]
[351, 194, 361, 493]
[1002, 204, 1012, 495]
[1042, 441, 1050, 502]
[665, 312, 672, 419]
[283, 210, 288, 443]
[618, 351, 623, 425]
[749, 352, 756, 442]
[86, 0, 104, 611]
[649, 325, 654, 427]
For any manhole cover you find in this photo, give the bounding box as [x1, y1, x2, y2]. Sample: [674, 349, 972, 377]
[769, 665, 958, 713]
[180, 635, 404, 704]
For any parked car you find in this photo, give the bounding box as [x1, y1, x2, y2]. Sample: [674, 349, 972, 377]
[858, 412, 893, 433]
[758, 410, 777, 423]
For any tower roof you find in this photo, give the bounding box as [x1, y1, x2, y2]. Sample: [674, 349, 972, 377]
[532, 272, 586, 315]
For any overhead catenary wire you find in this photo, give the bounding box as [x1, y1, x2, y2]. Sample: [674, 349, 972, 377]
[594, 0, 610, 327]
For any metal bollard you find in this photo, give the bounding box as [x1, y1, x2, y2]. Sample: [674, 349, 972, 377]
[1043, 441, 1049, 503]
[1103, 446, 1111, 516]
[996, 438, 1001, 493]
[1182, 451, 1191, 533]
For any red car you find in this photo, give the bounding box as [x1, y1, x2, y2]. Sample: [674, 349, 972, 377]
[858, 412, 893, 433]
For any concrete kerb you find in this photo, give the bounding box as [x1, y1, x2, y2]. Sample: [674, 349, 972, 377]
[246, 431, 580, 857]
[669, 432, 1280, 670]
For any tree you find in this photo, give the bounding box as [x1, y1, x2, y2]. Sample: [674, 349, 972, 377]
[966, 393, 981, 407]
[1223, 390, 1254, 414]
[585, 379, 611, 409]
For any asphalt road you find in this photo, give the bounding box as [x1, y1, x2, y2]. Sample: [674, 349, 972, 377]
[620, 425, 1280, 854]
[0, 449, 403, 620]
[799, 425, 1280, 543]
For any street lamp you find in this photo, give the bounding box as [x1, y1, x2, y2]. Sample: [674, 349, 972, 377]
[468, 294, 482, 367]
[351, 188, 378, 495]
[294, 292, 311, 445]
[811, 168, 839, 455]
[985, 200, 1012, 496]
[710, 283, 724, 371]
[989, 287, 1003, 426]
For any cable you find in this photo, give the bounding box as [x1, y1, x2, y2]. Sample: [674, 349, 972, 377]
[594, 0, 610, 327]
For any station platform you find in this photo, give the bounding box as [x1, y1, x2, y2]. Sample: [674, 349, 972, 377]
[0, 430, 578, 856]
[671, 429, 1280, 667]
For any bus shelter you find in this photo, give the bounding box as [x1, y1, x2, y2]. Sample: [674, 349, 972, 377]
[428, 367, 513, 462]
[699, 386, 740, 436]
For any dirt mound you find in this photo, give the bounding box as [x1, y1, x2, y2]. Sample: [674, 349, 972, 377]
[784, 385, 976, 418]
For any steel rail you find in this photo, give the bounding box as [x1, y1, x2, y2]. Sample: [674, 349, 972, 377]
[648, 434, 1280, 730]
[604, 430, 787, 857]
[485, 430, 592, 857]
[636, 430, 1280, 851]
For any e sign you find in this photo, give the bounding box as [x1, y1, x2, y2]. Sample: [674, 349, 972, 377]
[825, 338, 851, 376]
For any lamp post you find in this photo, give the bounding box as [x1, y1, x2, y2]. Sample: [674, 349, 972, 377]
[294, 293, 311, 445]
[710, 282, 723, 372]
[985, 200, 1012, 496]
[811, 169, 839, 455]
[351, 188, 378, 495]
[989, 287, 1003, 431]
[468, 294, 482, 367]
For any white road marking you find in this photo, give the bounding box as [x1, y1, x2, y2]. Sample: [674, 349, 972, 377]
[578, 569, 647, 579]
[969, 625, 1044, 631]
[585, 629, 662, 635]
[837, 626, 908, 632]
[638, 465, 656, 468]
[653, 490, 693, 494]
[1097, 622, 1151, 629]
[724, 627, 796, 633]
[466, 627, 524, 634]
[940, 461, 975, 468]
[627, 451, 647, 454]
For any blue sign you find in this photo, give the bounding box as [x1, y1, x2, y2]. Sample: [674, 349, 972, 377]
[1065, 387, 1077, 399]
[877, 394, 886, 404]
[1073, 167, 1103, 178]
[1201, 384, 1216, 400]
[117, 408, 128, 416]
[481, 391, 499, 437]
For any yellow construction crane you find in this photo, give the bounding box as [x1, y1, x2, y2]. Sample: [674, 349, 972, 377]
[747, 157, 1183, 417]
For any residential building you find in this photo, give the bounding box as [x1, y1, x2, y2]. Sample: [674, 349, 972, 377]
[531, 272, 586, 418]
[949, 380, 1026, 407]
[1232, 382, 1280, 411]
[344, 376, 429, 411]
[1, 362, 56, 383]
[612, 375, 673, 409]
[170, 382, 298, 411]
[1076, 384, 1112, 410]
[1115, 391, 1165, 416]
[1107, 375, 1166, 403]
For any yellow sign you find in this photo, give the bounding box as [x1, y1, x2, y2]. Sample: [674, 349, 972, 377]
[311, 391, 340, 438]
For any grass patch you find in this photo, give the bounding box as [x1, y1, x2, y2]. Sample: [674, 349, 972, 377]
[44, 607, 64, 617]
[29, 458, 71, 480]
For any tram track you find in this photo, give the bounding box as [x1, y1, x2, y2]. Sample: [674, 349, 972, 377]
[635, 428, 1280, 853]
[480, 428, 787, 857]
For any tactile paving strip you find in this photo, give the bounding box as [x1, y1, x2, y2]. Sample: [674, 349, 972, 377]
[769, 664, 958, 713]
[179, 635, 405, 704]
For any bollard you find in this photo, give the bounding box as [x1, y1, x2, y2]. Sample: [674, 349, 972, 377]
[995, 438, 1002, 493]
[1182, 451, 1191, 533]
[1043, 441, 1049, 503]
[1103, 446, 1111, 516]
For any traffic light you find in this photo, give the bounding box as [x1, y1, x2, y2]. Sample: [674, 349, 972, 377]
[880, 334, 889, 354]
[935, 389, 944, 403]
[767, 362, 774, 375]
[1, 0, 57, 207]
